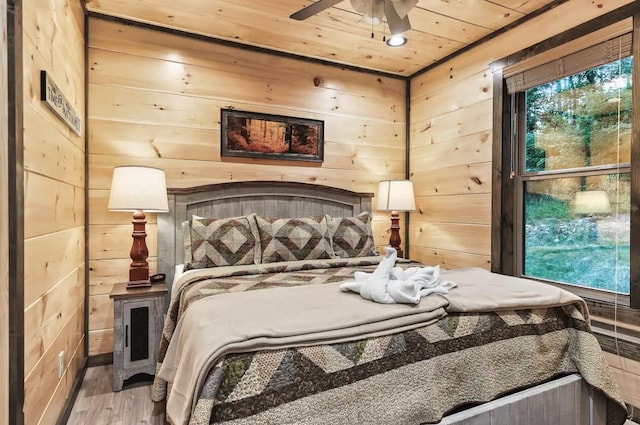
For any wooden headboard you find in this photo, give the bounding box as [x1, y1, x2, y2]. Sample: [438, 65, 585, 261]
[157, 181, 374, 285]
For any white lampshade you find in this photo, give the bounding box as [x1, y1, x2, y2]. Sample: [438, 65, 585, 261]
[574, 190, 611, 214]
[108, 166, 169, 212]
[377, 180, 416, 212]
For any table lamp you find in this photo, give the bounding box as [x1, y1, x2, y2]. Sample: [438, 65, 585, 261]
[377, 180, 416, 258]
[574, 190, 611, 215]
[108, 166, 169, 288]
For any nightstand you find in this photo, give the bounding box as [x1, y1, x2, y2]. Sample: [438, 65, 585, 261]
[109, 282, 167, 391]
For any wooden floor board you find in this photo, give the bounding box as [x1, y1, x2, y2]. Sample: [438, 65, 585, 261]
[66, 365, 164, 425]
[66, 365, 639, 425]
[85, 364, 116, 425]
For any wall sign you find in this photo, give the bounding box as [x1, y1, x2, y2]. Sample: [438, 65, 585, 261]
[40, 70, 82, 136]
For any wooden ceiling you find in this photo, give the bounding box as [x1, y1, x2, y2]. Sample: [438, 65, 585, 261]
[85, 0, 561, 77]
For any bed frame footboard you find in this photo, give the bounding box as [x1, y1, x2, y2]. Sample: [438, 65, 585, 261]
[438, 374, 606, 425]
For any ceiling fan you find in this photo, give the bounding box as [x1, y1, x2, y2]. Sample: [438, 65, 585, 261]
[290, 0, 418, 36]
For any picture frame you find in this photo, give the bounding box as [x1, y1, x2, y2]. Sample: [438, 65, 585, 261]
[220, 109, 324, 163]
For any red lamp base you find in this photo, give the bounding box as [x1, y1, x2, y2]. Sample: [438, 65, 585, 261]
[388, 210, 403, 258]
[127, 210, 151, 290]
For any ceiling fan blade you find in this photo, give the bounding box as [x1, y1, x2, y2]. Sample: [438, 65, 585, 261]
[353, 0, 384, 25]
[384, 0, 411, 34]
[390, 0, 418, 19]
[290, 0, 344, 20]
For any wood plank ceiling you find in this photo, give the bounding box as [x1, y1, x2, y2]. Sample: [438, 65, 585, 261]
[85, 0, 561, 76]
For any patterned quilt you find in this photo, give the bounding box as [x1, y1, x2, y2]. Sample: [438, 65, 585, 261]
[152, 259, 628, 425]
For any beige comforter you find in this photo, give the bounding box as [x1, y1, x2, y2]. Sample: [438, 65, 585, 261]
[441, 267, 591, 318]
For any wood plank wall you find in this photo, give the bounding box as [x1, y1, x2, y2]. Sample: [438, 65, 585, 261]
[21, 0, 86, 424]
[0, 0, 9, 422]
[408, 0, 638, 410]
[86, 17, 406, 356]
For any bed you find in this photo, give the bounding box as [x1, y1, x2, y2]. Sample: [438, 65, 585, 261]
[153, 181, 628, 425]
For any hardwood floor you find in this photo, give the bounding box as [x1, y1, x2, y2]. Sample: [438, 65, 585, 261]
[66, 365, 164, 425]
[67, 365, 638, 425]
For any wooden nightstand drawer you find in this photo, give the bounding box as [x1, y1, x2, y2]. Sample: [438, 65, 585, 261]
[110, 282, 167, 391]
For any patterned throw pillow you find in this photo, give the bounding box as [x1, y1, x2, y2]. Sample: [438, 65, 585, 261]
[254, 215, 334, 263]
[328, 212, 378, 258]
[183, 216, 258, 270]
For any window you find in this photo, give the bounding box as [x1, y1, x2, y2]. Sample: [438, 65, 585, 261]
[522, 58, 632, 294]
[494, 28, 639, 307]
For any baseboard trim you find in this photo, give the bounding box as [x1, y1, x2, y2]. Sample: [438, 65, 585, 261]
[55, 357, 87, 425]
[87, 352, 113, 367]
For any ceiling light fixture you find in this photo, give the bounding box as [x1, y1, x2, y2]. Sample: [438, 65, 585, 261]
[386, 34, 407, 47]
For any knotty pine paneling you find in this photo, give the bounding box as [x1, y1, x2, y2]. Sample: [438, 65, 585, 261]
[88, 19, 408, 102]
[23, 304, 84, 425]
[409, 222, 491, 256]
[416, 194, 491, 225]
[23, 105, 84, 187]
[24, 267, 84, 374]
[88, 43, 405, 122]
[88, 294, 112, 334]
[411, 249, 491, 270]
[411, 131, 492, 172]
[0, 0, 8, 423]
[87, 17, 406, 355]
[415, 0, 524, 31]
[22, 0, 85, 424]
[89, 155, 403, 192]
[24, 172, 83, 239]
[402, 5, 491, 43]
[88, 329, 113, 357]
[411, 162, 492, 197]
[408, 0, 637, 406]
[23, 227, 84, 309]
[410, 100, 493, 148]
[411, 70, 493, 121]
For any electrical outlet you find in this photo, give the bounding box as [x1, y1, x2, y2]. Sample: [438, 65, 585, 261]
[57, 351, 65, 379]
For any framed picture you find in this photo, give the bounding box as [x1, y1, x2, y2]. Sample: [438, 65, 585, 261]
[221, 109, 324, 163]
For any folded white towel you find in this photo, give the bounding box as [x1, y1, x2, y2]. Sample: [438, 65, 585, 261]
[340, 247, 456, 304]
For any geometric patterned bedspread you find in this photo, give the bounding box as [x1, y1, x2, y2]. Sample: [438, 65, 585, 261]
[151, 259, 628, 425]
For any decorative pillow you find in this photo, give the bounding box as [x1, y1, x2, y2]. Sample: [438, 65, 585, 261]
[182, 215, 209, 263]
[183, 215, 258, 270]
[254, 215, 334, 263]
[328, 212, 378, 258]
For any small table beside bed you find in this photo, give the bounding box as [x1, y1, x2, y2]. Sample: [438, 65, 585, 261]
[152, 181, 628, 425]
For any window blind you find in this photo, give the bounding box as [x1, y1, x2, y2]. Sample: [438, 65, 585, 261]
[505, 32, 632, 94]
